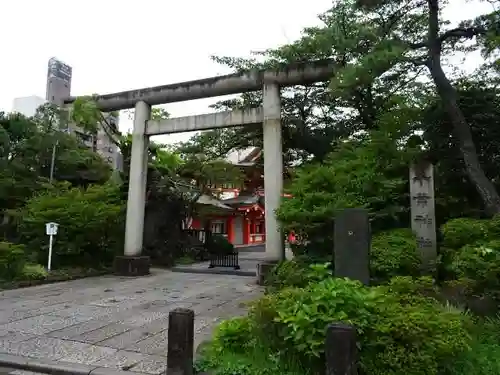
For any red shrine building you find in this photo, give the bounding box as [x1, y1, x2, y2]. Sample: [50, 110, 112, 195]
[188, 147, 292, 246]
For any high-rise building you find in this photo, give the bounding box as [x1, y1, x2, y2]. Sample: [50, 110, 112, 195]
[46, 57, 72, 106]
[11, 95, 47, 117]
[45, 57, 122, 170]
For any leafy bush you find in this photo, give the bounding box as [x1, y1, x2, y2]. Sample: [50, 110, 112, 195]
[265, 260, 331, 292]
[212, 317, 254, 353]
[441, 218, 489, 249]
[0, 241, 26, 280]
[445, 317, 500, 375]
[206, 234, 235, 255]
[370, 228, 421, 281]
[447, 239, 500, 295]
[195, 343, 308, 375]
[267, 227, 421, 292]
[18, 183, 125, 268]
[277, 132, 411, 258]
[21, 264, 48, 280]
[247, 277, 470, 375]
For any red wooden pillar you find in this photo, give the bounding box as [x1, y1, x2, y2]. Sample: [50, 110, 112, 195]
[243, 217, 250, 244]
[227, 216, 234, 244]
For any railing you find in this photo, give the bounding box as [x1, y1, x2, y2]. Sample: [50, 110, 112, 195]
[209, 253, 240, 270]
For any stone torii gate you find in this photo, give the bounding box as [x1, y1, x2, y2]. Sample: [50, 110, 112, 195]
[65, 60, 335, 276]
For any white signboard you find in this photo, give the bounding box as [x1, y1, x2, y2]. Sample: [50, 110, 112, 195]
[45, 222, 59, 271]
[45, 222, 59, 236]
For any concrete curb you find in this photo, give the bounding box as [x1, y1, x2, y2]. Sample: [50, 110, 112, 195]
[170, 267, 256, 277]
[0, 353, 148, 375]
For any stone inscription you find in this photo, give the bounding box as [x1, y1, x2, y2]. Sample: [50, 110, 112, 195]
[409, 162, 437, 271]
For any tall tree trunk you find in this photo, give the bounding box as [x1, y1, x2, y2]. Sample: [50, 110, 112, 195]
[429, 63, 500, 214]
[424, 0, 500, 215]
[426, 0, 500, 214]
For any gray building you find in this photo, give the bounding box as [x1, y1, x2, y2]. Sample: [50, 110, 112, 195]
[46, 57, 121, 170]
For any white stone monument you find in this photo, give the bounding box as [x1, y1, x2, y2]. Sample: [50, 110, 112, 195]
[409, 161, 437, 271]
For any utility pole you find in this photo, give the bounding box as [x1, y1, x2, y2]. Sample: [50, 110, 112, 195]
[49, 141, 58, 184]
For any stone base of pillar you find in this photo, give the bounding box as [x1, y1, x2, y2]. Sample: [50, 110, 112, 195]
[257, 260, 279, 286]
[114, 255, 150, 276]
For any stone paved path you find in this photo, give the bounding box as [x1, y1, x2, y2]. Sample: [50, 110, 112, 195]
[0, 269, 262, 374]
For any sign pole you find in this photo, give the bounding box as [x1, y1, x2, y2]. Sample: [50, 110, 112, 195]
[45, 222, 59, 272]
[48, 234, 54, 271]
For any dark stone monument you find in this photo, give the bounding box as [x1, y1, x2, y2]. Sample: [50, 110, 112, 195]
[113, 255, 150, 276]
[167, 308, 195, 375]
[325, 323, 358, 375]
[334, 208, 370, 285]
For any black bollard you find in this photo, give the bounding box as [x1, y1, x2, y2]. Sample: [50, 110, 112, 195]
[325, 323, 358, 375]
[167, 308, 195, 375]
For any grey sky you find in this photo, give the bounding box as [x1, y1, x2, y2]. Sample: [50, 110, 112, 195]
[0, 0, 493, 145]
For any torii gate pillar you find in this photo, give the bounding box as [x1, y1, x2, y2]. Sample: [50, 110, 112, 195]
[262, 83, 285, 262]
[114, 100, 151, 276]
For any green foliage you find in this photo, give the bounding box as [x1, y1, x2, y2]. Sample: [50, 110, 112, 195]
[371, 228, 421, 281]
[195, 343, 308, 375]
[247, 277, 470, 375]
[19, 183, 124, 268]
[441, 218, 490, 249]
[264, 260, 331, 293]
[446, 317, 500, 375]
[277, 131, 412, 258]
[206, 234, 235, 255]
[212, 317, 254, 353]
[0, 241, 26, 280]
[21, 264, 48, 280]
[447, 240, 500, 296]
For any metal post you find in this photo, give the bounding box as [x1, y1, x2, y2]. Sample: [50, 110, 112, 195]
[47, 234, 54, 271]
[49, 141, 58, 184]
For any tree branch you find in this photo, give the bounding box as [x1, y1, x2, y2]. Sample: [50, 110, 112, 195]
[439, 27, 487, 43]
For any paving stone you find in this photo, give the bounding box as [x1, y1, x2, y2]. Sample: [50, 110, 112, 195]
[194, 316, 220, 334]
[97, 328, 154, 350]
[120, 311, 169, 328]
[0, 268, 262, 371]
[89, 296, 138, 308]
[50, 305, 117, 319]
[129, 355, 167, 375]
[56, 343, 117, 365]
[137, 316, 169, 335]
[0, 332, 35, 353]
[7, 336, 114, 362]
[46, 318, 113, 339]
[125, 330, 168, 355]
[0, 315, 91, 335]
[92, 350, 148, 370]
[73, 323, 134, 344]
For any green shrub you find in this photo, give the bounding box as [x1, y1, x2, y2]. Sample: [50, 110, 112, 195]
[370, 229, 421, 281]
[485, 214, 500, 237]
[248, 277, 470, 375]
[445, 317, 500, 375]
[265, 260, 331, 292]
[212, 316, 254, 353]
[276, 132, 411, 259]
[447, 239, 500, 295]
[441, 218, 489, 249]
[19, 183, 125, 268]
[195, 343, 308, 375]
[206, 234, 234, 255]
[21, 264, 48, 280]
[0, 241, 26, 280]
